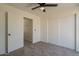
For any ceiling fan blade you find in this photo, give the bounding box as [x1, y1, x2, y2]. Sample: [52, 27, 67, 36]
[44, 4, 58, 7]
[32, 6, 41, 10]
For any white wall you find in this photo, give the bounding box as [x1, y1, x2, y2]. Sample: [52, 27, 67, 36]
[0, 4, 40, 54]
[0, 5, 6, 54]
[40, 16, 47, 42]
[41, 5, 76, 49]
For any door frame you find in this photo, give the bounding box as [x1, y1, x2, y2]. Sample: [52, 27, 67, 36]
[24, 17, 33, 43]
[5, 11, 8, 53]
[5, 14, 34, 53]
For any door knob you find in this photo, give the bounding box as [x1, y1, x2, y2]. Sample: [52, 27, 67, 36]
[8, 33, 11, 36]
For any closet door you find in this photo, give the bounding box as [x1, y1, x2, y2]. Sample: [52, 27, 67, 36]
[48, 14, 75, 49]
[59, 15, 75, 49]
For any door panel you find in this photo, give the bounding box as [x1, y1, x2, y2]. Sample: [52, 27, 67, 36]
[8, 11, 23, 53]
[59, 15, 75, 49]
[0, 7, 6, 54]
[48, 15, 75, 49]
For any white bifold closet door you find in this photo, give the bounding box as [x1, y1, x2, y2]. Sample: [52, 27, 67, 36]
[48, 14, 75, 50]
[58, 15, 75, 49]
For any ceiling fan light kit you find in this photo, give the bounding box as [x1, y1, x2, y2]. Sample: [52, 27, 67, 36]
[40, 7, 45, 10]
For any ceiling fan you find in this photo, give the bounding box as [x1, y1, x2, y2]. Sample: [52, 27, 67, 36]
[32, 3, 58, 12]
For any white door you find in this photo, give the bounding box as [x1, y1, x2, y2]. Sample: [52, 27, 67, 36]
[8, 11, 23, 53]
[0, 7, 6, 54]
[58, 15, 75, 49]
[48, 14, 75, 49]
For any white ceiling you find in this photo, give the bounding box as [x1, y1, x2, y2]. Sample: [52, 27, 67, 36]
[7, 3, 78, 17]
[7, 3, 45, 16]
